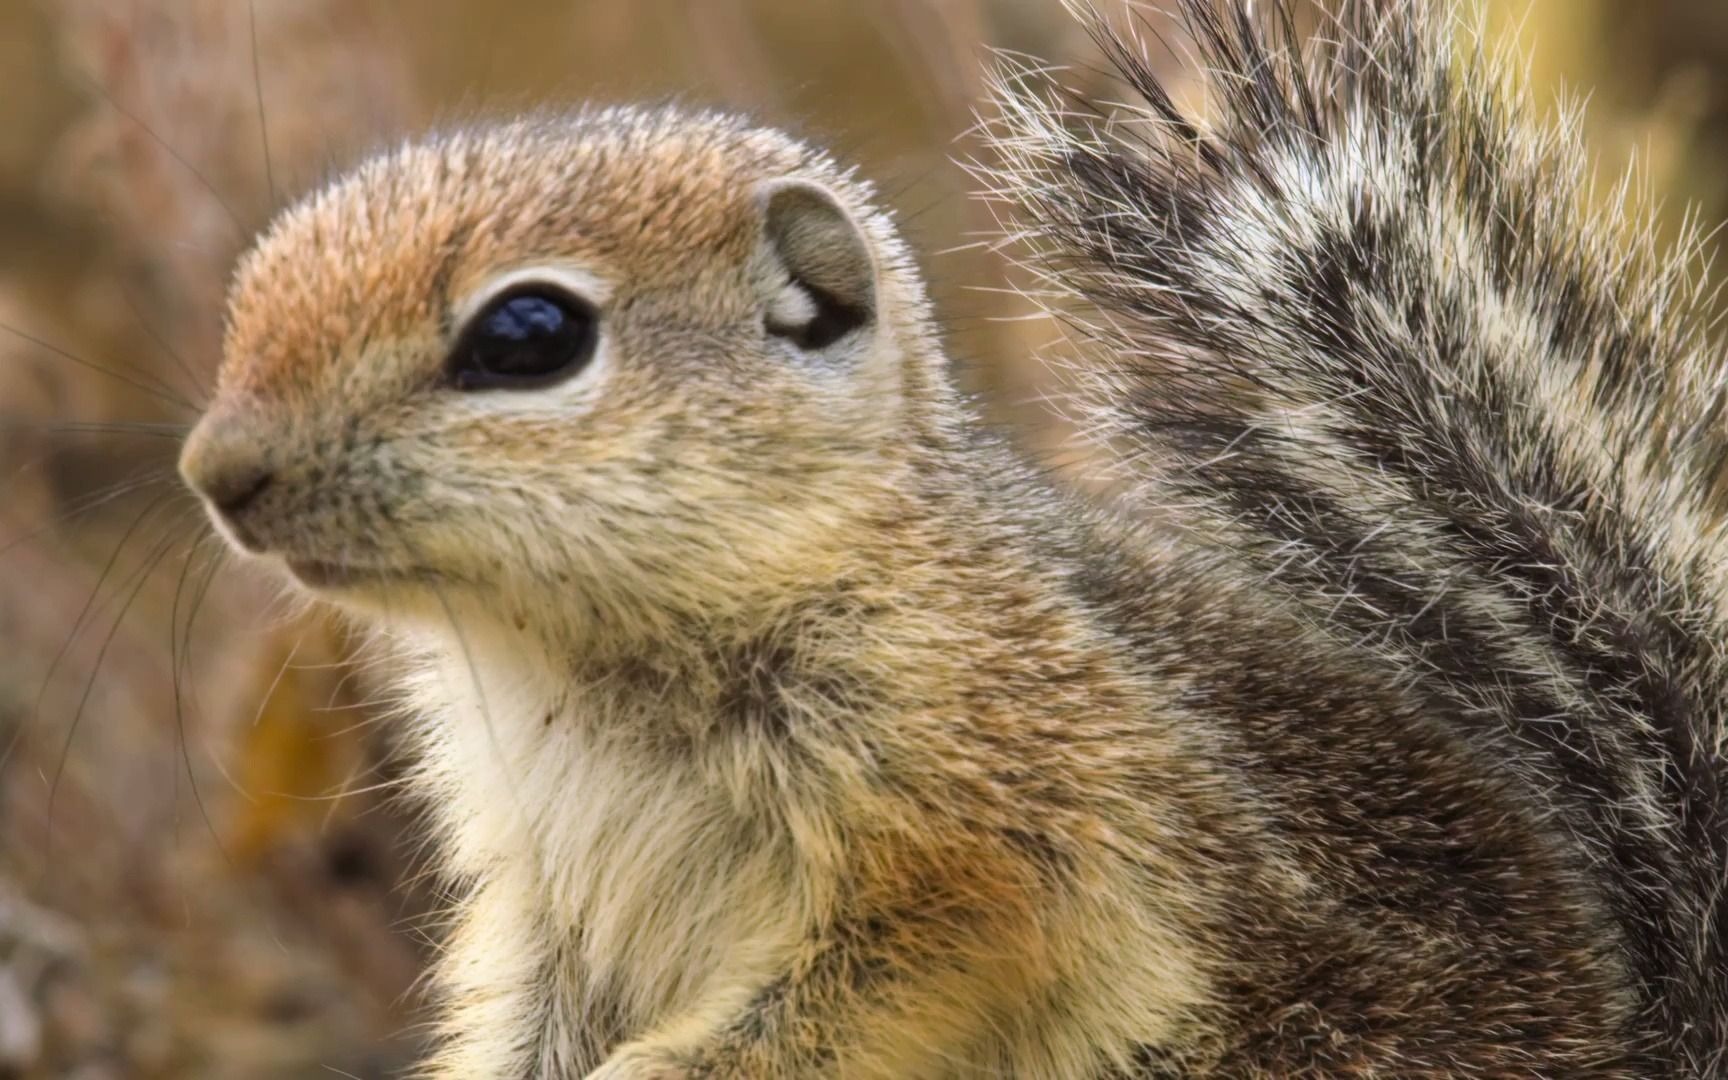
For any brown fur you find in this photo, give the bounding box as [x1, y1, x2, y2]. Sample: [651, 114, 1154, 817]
[177, 4, 1721, 1076]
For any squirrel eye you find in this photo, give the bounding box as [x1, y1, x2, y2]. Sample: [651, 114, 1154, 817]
[450, 288, 597, 391]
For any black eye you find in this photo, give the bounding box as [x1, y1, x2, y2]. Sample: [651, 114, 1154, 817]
[450, 287, 597, 390]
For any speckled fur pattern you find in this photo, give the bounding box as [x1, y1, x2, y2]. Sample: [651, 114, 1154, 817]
[987, 0, 1728, 1074]
[177, 2, 1724, 1077]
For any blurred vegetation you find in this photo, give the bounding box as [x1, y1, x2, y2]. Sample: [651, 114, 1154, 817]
[0, 1, 1723, 1075]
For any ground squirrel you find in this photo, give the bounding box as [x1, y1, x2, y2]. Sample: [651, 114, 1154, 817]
[177, 1, 1726, 1076]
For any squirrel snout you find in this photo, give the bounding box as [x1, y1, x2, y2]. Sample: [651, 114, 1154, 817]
[201, 463, 274, 516]
[180, 420, 276, 531]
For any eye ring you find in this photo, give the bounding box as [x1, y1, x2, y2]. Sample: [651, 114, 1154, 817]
[448, 285, 599, 391]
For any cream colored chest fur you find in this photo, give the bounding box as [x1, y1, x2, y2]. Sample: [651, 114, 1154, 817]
[404, 635, 805, 1062]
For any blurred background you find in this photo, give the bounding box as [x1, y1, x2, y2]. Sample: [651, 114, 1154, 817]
[0, 1, 1723, 1075]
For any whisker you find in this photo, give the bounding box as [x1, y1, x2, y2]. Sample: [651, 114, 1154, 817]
[266, 771, 408, 805]
[198, 727, 260, 810]
[22, 491, 180, 764]
[0, 419, 192, 440]
[116, 277, 211, 407]
[249, 0, 279, 210]
[174, 537, 231, 748]
[0, 321, 199, 413]
[0, 471, 172, 797]
[251, 631, 305, 729]
[169, 532, 234, 860]
[36, 0, 247, 237]
[44, 514, 192, 877]
[0, 471, 171, 561]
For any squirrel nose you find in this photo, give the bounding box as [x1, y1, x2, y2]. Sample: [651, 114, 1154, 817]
[180, 418, 276, 522]
[200, 462, 275, 516]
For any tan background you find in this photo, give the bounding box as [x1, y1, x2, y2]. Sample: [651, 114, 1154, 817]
[0, 1, 1722, 1075]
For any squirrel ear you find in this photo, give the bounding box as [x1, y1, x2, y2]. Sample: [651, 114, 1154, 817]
[755, 178, 876, 354]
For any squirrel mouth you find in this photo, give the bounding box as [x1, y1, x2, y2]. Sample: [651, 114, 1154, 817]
[285, 558, 421, 590]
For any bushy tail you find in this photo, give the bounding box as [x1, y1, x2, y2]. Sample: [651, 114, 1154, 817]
[985, 0, 1728, 1071]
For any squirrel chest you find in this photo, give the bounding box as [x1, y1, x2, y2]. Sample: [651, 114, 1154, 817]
[413, 641, 809, 1036]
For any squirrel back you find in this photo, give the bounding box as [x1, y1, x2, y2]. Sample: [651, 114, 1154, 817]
[988, 0, 1728, 1071]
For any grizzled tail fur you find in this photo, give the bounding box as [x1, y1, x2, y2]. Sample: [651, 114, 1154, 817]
[985, 0, 1728, 1072]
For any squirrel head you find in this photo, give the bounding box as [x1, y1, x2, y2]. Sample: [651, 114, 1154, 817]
[181, 106, 946, 640]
